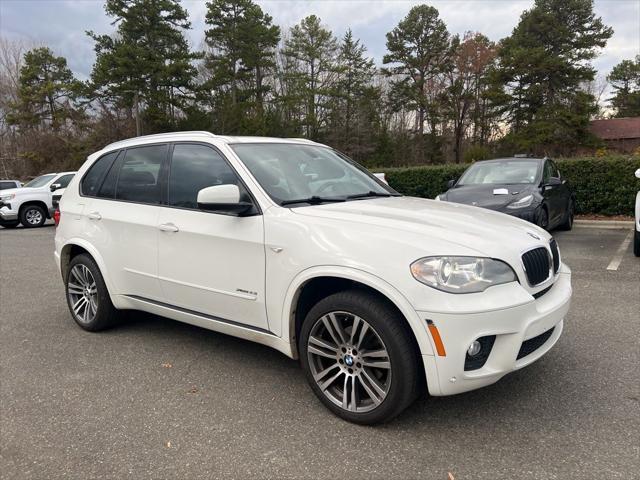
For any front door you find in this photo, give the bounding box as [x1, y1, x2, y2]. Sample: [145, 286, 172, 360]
[157, 143, 268, 331]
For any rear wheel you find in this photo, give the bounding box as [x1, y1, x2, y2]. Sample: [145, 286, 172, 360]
[299, 290, 420, 425]
[20, 205, 46, 228]
[66, 254, 120, 331]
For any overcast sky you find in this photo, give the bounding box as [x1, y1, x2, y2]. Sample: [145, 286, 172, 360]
[2, 0, 639, 83]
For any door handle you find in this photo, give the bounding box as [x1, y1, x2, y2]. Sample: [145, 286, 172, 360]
[87, 211, 101, 220]
[158, 223, 179, 233]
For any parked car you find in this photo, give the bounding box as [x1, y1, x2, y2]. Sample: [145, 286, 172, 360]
[0, 171, 75, 228]
[0, 180, 21, 190]
[635, 168, 640, 257]
[55, 132, 571, 424]
[436, 157, 575, 231]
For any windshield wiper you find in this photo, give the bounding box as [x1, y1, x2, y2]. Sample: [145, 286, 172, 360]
[346, 191, 399, 200]
[280, 196, 347, 206]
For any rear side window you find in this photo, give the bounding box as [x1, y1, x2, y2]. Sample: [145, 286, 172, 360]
[115, 145, 167, 204]
[167, 144, 245, 210]
[82, 151, 118, 196]
[0, 181, 17, 190]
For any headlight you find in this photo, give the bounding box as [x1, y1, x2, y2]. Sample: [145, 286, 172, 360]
[0, 193, 15, 202]
[410, 256, 517, 293]
[434, 195, 441, 201]
[506, 194, 533, 209]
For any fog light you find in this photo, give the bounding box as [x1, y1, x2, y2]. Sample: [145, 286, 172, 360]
[467, 340, 482, 357]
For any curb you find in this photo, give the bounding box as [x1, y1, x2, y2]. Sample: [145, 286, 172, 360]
[574, 219, 635, 229]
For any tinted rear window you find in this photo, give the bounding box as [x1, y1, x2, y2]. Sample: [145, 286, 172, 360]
[115, 145, 167, 204]
[82, 151, 119, 197]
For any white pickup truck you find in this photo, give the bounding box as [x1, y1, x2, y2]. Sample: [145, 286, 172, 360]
[0, 171, 75, 228]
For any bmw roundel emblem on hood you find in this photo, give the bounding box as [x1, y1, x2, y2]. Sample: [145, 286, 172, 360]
[527, 231, 541, 240]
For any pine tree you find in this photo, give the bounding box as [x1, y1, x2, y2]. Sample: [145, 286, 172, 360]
[382, 5, 453, 162]
[8, 47, 82, 130]
[493, 0, 612, 154]
[88, 0, 199, 134]
[203, 0, 280, 134]
[280, 15, 339, 139]
[607, 56, 640, 118]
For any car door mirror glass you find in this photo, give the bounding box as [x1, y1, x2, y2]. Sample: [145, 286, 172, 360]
[197, 184, 253, 215]
[546, 177, 562, 187]
[446, 179, 457, 189]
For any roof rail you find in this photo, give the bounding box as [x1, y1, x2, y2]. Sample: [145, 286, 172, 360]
[285, 137, 318, 145]
[104, 131, 217, 150]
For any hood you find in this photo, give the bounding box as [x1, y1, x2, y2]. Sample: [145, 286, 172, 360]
[443, 184, 538, 209]
[292, 196, 550, 259]
[0, 187, 22, 197]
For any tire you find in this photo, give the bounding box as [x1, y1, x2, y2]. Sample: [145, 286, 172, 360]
[299, 289, 421, 425]
[536, 206, 549, 230]
[65, 254, 120, 331]
[634, 229, 640, 257]
[0, 220, 19, 229]
[19, 204, 46, 228]
[558, 200, 575, 231]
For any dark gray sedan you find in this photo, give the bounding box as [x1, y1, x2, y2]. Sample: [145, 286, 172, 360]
[436, 157, 575, 231]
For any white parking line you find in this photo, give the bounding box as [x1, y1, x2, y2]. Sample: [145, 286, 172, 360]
[606, 230, 634, 271]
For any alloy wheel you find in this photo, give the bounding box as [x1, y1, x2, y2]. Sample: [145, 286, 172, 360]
[307, 311, 392, 413]
[67, 264, 98, 324]
[25, 208, 43, 225]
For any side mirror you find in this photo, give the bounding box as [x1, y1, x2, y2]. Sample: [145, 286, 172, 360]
[446, 179, 457, 189]
[635, 168, 640, 179]
[546, 177, 562, 187]
[197, 184, 253, 216]
[50, 183, 62, 192]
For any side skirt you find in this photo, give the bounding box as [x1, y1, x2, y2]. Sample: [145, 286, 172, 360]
[115, 294, 296, 359]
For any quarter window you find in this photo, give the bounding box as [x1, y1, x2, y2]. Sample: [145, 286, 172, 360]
[167, 144, 245, 210]
[82, 151, 118, 197]
[115, 145, 167, 204]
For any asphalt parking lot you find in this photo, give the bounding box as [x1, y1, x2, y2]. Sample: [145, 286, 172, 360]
[1, 224, 638, 479]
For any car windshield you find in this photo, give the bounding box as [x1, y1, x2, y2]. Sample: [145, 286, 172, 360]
[231, 144, 397, 205]
[457, 160, 540, 186]
[23, 174, 56, 188]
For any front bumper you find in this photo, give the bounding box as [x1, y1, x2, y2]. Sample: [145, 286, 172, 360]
[0, 205, 18, 221]
[420, 266, 571, 396]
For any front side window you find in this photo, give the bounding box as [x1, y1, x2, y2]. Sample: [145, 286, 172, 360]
[458, 160, 540, 186]
[543, 161, 554, 183]
[55, 174, 75, 189]
[231, 144, 394, 205]
[23, 174, 56, 188]
[168, 144, 247, 210]
[115, 145, 167, 204]
[82, 151, 119, 197]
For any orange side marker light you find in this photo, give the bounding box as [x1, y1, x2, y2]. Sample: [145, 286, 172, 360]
[426, 320, 446, 357]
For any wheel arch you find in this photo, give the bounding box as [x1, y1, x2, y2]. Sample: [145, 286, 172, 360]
[60, 239, 114, 294]
[19, 200, 50, 219]
[282, 266, 435, 359]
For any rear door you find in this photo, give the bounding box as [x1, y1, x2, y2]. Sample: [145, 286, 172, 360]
[157, 143, 268, 330]
[82, 144, 168, 301]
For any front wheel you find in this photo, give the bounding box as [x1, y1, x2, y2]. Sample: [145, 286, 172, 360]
[20, 205, 46, 228]
[558, 200, 575, 231]
[536, 206, 549, 230]
[0, 220, 19, 229]
[299, 290, 421, 425]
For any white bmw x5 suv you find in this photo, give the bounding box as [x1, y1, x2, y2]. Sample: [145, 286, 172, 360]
[55, 131, 572, 424]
